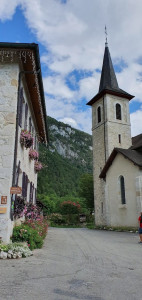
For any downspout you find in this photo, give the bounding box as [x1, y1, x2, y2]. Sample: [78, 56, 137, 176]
[11, 69, 41, 220]
[103, 96, 107, 163]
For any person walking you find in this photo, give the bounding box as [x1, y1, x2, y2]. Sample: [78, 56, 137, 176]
[138, 212, 142, 243]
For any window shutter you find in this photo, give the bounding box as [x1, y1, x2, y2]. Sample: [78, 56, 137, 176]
[32, 184, 34, 203]
[29, 117, 32, 132]
[18, 88, 23, 127]
[29, 182, 32, 202]
[22, 172, 25, 197]
[34, 188, 37, 204]
[24, 103, 28, 130]
[25, 175, 28, 199]
[34, 135, 37, 150]
[16, 161, 21, 186]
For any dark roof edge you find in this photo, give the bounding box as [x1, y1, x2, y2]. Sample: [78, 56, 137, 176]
[86, 89, 134, 106]
[99, 147, 142, 178]
[0, 42, 49, 143]
[0, 42, 38, 49]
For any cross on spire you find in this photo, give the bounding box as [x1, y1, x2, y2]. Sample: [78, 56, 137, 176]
[105, 25, 108, 46]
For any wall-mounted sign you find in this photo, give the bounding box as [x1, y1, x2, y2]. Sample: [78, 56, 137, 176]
[10, 187, 22, 194]
[0, 207, 7, 214]
[1, 196, 7, 204]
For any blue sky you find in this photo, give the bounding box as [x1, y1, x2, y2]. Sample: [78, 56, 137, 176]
[0, 0, 142, 136]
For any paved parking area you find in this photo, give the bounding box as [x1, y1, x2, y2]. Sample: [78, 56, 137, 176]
[0, 227, 141, 300]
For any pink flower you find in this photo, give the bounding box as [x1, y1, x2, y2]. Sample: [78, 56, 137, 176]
[29, 149, 39, 160]
[34, 161, 43, 172]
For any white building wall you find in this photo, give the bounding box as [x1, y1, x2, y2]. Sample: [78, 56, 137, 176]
[0, 62, 40, 243]
[106, 153, 142, 227]
[16, 76, 38, 203]
[0, 63, 18, 243]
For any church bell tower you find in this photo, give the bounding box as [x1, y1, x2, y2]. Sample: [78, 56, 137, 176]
[87, 40, 134, 225]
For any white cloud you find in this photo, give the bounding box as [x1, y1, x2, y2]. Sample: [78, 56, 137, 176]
[1, 0, 142, 135]
[43, 75, 75, 99]
[130, 109, 142, 137]
[58, 117, 77, 128]
[0, 0, 20, 21]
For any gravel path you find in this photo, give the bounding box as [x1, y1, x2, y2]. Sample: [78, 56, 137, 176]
[0, 227, 141, 300]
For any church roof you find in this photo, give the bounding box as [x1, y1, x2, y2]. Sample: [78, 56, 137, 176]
[100, 145, 142, 179]
[131, 134, 142, 150]
[87, 44, 134, 106]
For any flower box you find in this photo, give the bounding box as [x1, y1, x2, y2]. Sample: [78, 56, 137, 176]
[34, 161, 43, 172]
[20, 130, 33, 149]
[29, 149, 39, 160]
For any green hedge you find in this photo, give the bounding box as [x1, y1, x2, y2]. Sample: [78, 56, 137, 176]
[12, 224, 43, 250]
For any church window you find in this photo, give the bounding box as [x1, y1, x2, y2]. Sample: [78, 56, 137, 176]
[97, 106, 101, 123]
[118, 134, 121, 143]
[101, 202, 103, 214]
[120, 176, 126, 204]
[116, 103, 121, 120]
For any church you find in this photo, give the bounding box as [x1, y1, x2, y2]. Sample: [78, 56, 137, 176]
[87, 40, 142, 227]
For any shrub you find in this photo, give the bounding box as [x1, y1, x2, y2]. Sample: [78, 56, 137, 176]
[49, 213, 65, 225]
[25, 216, 48, 239]
[12, 224, 43, 250]
[60, 201, 80, 215]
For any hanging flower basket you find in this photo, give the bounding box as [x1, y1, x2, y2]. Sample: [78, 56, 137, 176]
[29, 149, 39, 160]
[34, 161, 43, 172]
[20, 130, 33, 149]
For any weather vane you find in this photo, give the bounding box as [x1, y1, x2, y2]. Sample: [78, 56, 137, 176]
[105, 25, 108, 45]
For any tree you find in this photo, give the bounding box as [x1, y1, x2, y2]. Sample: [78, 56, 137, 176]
[78, 174, 94, 212]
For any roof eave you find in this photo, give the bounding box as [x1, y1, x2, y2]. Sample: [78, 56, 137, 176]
[0, 42, 49, 144]
[86, 89, 134, 106]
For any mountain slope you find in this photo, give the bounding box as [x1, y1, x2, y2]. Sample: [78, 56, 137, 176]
[38, 116, 93, 197]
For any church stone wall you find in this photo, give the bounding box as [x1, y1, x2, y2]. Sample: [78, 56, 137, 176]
[0, 63, 18, 243]
[105, 95, 131, 158]
[92, 93, 132, 226]
[105, 94, 131, 159]
[92, 99, 106, 225]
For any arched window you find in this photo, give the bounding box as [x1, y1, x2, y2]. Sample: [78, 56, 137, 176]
[97, 106, 101, 123]
[116, 103, 121, 120]
[119, 176, 126, 204]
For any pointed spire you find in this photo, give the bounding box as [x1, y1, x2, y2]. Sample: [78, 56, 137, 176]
[99, 44, 119, 93]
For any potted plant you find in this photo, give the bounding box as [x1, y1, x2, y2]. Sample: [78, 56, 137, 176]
[29, 149, 39, 160]
[20, 130, 33, 149]
[34, 161, 43, 172]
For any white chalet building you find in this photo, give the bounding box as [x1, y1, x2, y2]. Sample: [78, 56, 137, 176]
[0, 42, 48, 243]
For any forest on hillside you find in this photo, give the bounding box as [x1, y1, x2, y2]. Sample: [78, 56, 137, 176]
[37, 116, 94, 215]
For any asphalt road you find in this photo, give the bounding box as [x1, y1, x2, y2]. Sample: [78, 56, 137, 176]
[0, 227, 141, 300]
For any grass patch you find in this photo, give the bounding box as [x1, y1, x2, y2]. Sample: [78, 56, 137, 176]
[88, 224, 138, 233]
[49, 223, 82, 228]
